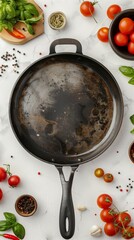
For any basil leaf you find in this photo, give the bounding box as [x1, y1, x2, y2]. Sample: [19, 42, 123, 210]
[25, 14, 42, 24]
[130, 115, 134, 125]
[26, 23, 34, 34]
[0, 220, 14, 231]
[119, 66, 134, 77]
[128, 77, 134, 85]
[12, 222, 25, 239]
[4, 212, 16, 223]
[130, 128, 134, 134]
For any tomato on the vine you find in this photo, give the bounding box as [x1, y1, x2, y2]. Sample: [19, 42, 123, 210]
[128, 42, 134, 55]
[103, 173, 114, 183]
[97, 194, 112, 209]
[122, 226, 134, 239]
[114, 32, 128, 46]
[0, 188, 3, 200]
[100, 208, 117, 223]
[119, 17, 134, 35]
[107, 4, 122, 20]
[94, 168, 104, 178]
[97, 27, 109, 42]
[115, 212, 131, 227]
[8, 175, 20, 187]
[0, 167, 7, 181]
[104, 222, 119, 236]
[80, 1, 96, 17]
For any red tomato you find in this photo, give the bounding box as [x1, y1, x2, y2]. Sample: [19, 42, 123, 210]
[130, 32, 134, 43]
[114, 32, 128, 46]
[8, 175, 20, 187]
[103, 173, 114, 183]
[97, 194, 112, 209]
[115, 212, 131, 227]
[0, 189, 3, 200]
[122, 226, 134, 239]
[119, 17, 134, 35]
[104, 222, 119, 236]
[107, 4, 122, 20]
[100, 208, 117, 223]
[0, 167, 7, 181]
[97, 27, 109, 42]
[80, 1, 94, 17]
[128, 42, 134, 54]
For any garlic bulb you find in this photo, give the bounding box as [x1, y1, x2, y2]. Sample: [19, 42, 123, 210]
[89, 225, 102, 237]
[77, 206, 87, 211]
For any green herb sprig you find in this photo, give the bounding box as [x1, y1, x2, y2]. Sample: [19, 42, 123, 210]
[119, 66, 134, 85]
[0, 212, 25, 239]
[0, 0, 42, 35]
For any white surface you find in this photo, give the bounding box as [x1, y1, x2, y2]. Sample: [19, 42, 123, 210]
[0, 0, 134, 239]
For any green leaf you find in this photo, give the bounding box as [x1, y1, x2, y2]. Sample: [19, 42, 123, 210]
[130, 128, 134, 134]
[0, 220, 14, 231]
[128, 77, 134, 85]
[25, 14, 42, 24]
[26, 23, 34, 34]
[12, 222, 25, 239]
[130, 115, 134, 125]
[119, 66, 134, 77]
[4, 212, 16, 223]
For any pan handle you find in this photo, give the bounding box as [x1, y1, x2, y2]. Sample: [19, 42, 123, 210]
[49, 38, 82, 54]
[56, 165, 78, 239]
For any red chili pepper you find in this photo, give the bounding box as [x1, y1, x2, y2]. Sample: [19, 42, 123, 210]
[6, 28, 25, 39]
[0, 234, 19, 240]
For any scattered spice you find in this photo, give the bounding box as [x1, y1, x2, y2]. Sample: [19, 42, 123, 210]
[38, 171, 41, 175]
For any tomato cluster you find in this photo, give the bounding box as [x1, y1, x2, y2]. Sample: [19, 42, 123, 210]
[0, 165, 21, 201]
[97, 194, 134, 238]
[114, 17, 134, 54]
[94, 168, 114, 183]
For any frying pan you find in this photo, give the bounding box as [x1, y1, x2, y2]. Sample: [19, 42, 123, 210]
[9, 38, 123, 239]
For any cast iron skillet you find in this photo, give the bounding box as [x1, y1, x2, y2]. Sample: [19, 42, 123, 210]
[9, 38, 123, 239]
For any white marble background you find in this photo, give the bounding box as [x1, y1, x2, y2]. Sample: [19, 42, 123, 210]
[0, 0, 134, 239]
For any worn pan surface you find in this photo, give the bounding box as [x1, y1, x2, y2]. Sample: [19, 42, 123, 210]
[9, 39, 123, 239]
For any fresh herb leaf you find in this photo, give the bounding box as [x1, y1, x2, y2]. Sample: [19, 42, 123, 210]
[26, 23, 34, 34]
[4, 212, 16, 223]
[130, 115, 134, 125]
[25, 14, 42, 24]
[128, 77, 134, 85]
[0, 220, 14, 231]
[119, 66, 134, 77]
[130, 128, 134, 134]
[12, 222, 25, 239]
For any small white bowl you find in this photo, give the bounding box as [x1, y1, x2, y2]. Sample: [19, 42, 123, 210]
[48, 11, 67, 30]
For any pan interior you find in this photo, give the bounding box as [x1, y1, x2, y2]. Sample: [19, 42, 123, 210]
[13, 59, 113, 158]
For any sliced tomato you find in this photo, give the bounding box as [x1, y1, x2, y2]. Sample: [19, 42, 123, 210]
[7, 28, 26, 39]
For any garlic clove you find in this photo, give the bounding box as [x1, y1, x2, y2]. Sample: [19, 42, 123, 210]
[77, 206, 87, 211]
[89, 225, 102, 237]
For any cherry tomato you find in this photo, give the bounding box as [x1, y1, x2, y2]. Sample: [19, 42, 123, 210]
[114, 32, 128, 46]
[122, 226, 134, 239]
[97, 194, 112, 209]
[128, 42, 134, 55]
[107, 4, 122, 20]
[97, 27, 109, 42]
[100, 208, 117, 223]
[94, 168, 104, 178]
[104, 222, 119, 236]
[130, 32, 134, 43]
[80, 1, 94, 17]
[0, 167, 7, 181]
[119, 17, 134, 35]
[103, 173, 114, 183]
[115, 212, 131, 227]
[0, 189, 3, 200]
[8, 175, 20, 187]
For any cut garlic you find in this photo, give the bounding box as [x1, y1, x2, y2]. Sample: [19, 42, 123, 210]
[77, 206, 87, 211]
[89, 225, 102, 237]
